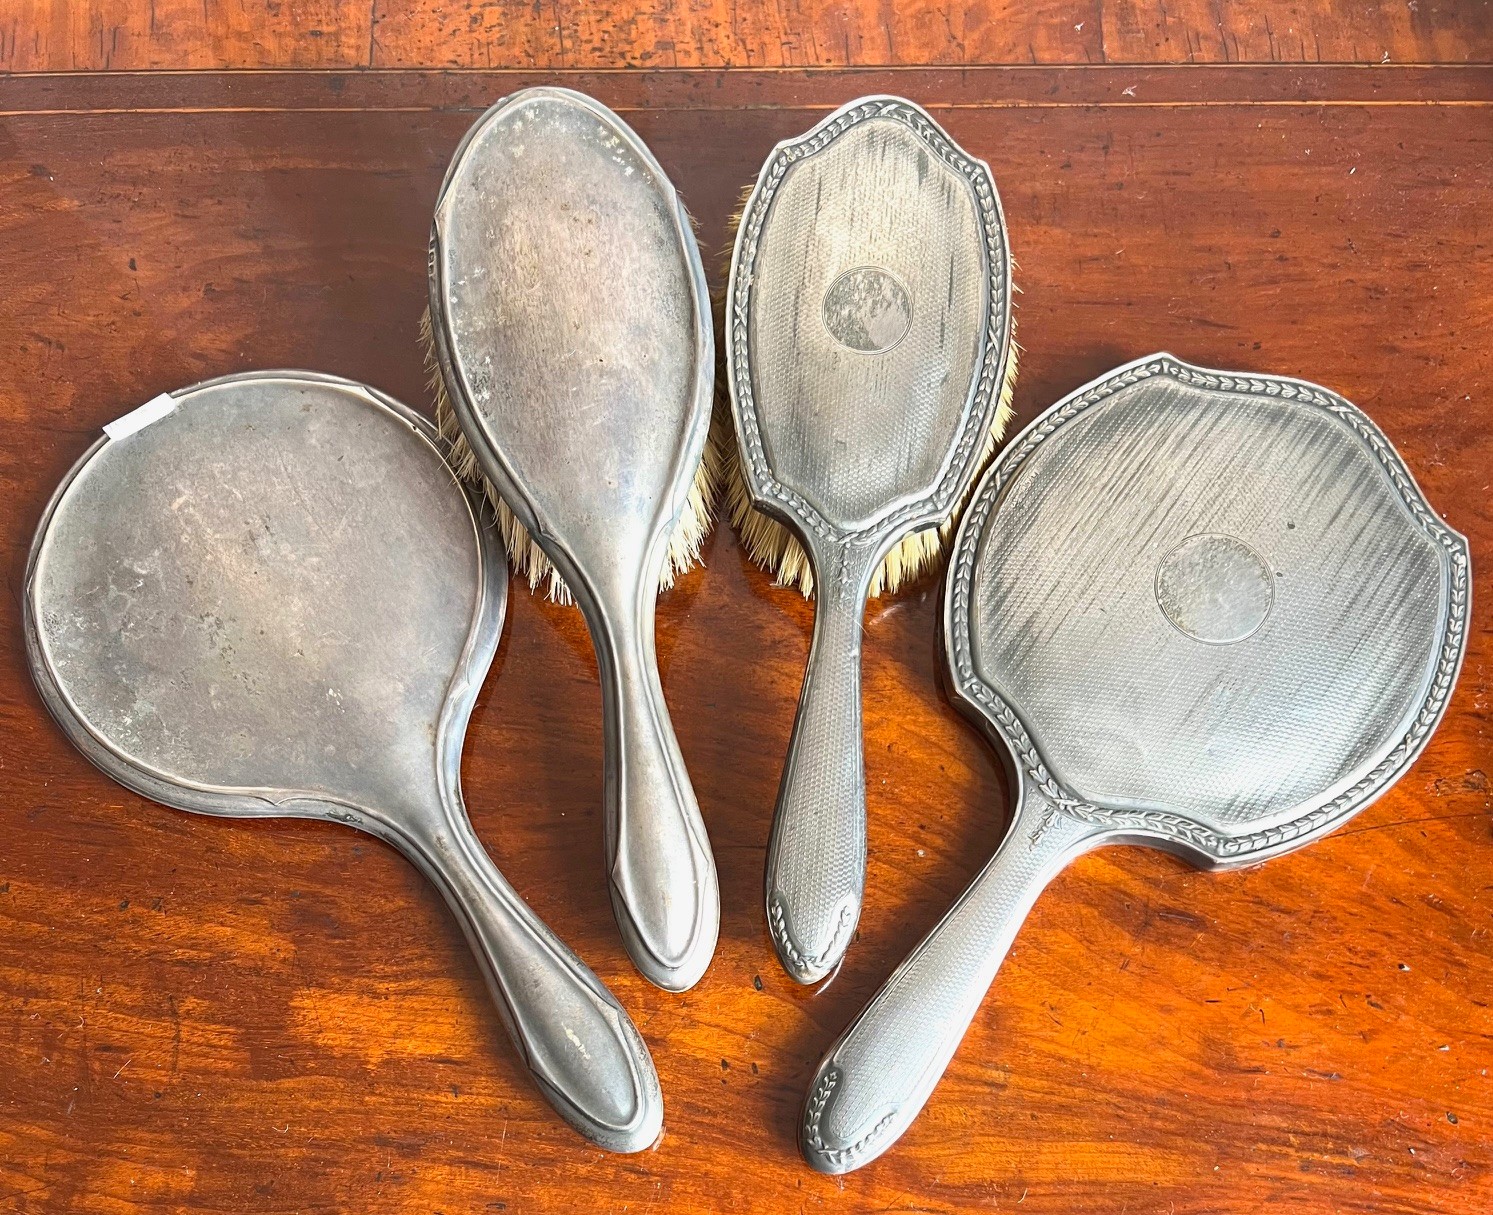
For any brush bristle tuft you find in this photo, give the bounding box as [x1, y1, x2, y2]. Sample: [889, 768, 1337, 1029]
[717, 182, 759, 300]
[422, 306, 720, 604]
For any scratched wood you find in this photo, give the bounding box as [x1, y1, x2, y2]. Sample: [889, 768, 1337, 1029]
[0, 63, 1489, 1215]
[2, 0, 1491, 70]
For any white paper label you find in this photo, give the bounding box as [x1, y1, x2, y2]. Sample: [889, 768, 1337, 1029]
[103, 393, 178, 441]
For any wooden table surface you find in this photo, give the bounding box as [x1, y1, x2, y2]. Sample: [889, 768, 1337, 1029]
[1, 4, 1490, 1213]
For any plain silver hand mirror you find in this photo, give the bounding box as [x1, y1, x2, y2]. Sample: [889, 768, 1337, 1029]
[24, 371, 662, 1153]
[801, 354, 1471, 1173]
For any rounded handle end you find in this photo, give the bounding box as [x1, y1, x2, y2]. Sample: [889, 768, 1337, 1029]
[799, 1063, 902, 1175]
[767, 888, 857, 984]
[399, 816, 667, 1153]
[795, 800, 1098, 1171]
[537, 1003, 664, 1154]
[601, 597, 721, 992]
[610, 858, 720, 992]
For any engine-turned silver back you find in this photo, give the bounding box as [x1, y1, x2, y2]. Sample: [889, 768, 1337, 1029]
[949, 354, 1468, 861]
[731, 96, 1012, 538]
[727, 95, 1014, 985]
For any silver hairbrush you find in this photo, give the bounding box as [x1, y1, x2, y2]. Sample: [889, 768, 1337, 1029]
[726, 97, 1016, 982]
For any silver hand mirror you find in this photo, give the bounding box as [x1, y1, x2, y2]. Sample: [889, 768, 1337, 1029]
[24, 371, 662, 1153]
[428, 87, 719, 992]
[801, 354, 1471, 1172]
[727, 96, 1015, 983]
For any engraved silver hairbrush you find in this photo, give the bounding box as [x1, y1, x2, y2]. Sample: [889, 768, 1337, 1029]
[725, 95, 1016, 984]
[801, 354, 1470, 1172]
[25, 372, 663, 1152]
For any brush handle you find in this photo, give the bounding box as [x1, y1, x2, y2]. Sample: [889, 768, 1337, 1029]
[396, 809, 662, 1153]
[595, 588, 720, 992]
[765, 538, 880, 984]
[800, 791, 1101, 1173]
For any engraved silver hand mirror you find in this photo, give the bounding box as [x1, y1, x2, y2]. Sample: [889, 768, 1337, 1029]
[726, 96, 1015, 983]
[24, 371, 662, 1153]
[801, 354, 1471, 1172]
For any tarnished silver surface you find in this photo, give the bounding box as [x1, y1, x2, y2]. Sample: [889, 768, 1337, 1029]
[427, 87, 719, 992]
[801, 354, 1470, 1172]
[726, 96, 1014, 983]
[24, 371, 663, 1153]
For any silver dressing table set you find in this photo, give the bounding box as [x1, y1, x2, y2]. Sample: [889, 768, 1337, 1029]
[24, 89, 1469, 1171]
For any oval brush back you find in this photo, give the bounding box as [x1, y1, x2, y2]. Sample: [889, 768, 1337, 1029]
[724, 101, 1018, 599]
[429, 89, 714, 596]
[427, 87, 720, 992]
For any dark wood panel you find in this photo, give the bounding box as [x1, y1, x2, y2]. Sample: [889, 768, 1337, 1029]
[0, 66, 1488, 1215]
[2, 0, 1490, 71]
[7, 64, 1493, 114]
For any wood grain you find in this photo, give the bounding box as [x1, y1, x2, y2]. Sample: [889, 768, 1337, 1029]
[0, 63, 1489, 1215]
[2, 0, 1491, 71]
